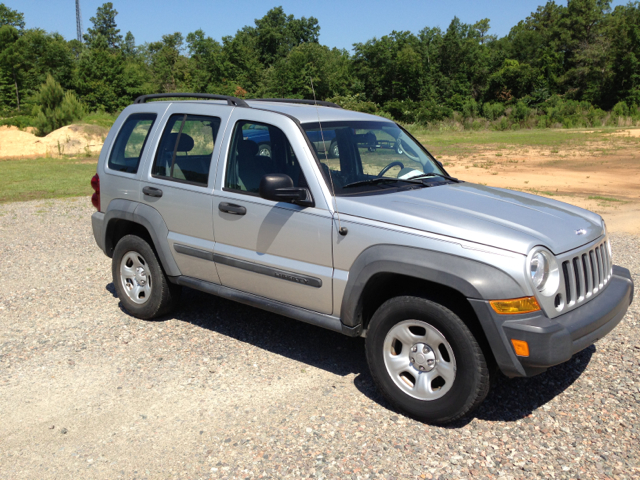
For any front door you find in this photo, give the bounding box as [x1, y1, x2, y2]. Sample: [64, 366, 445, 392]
[212, 111, 334, 314]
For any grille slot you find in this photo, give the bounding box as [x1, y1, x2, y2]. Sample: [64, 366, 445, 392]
[560, 239, 611, 308]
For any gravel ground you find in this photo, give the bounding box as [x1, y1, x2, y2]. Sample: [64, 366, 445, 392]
[0, 197, 639, 480]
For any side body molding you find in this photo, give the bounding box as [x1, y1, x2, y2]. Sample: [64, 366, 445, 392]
[103, 199, 181, 277]
[340, 244, 525, 327]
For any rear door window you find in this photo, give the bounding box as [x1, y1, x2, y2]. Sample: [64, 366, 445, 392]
[151, 114, 221, 186]
[108, 113, 156, 173]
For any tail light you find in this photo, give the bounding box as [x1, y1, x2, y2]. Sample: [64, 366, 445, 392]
[91, 173, 100, 211]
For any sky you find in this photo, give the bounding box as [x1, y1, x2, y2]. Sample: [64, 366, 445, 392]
[8, 0, 631, 51]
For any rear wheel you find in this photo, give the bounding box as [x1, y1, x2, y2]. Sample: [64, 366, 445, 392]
[112, 235, 181, 319]
[365, 296, 490, 424]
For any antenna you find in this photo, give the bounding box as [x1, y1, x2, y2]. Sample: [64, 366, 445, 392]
[309, 78, 348, 236]
[75, 0, 83, 42]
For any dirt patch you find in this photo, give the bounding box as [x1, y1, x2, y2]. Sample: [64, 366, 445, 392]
[0, 124, 108, 159]
[609, 128, 640, 137]
[442, 136, 640, 235]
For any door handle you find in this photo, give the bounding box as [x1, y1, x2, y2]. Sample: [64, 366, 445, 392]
[143, 186, 163, 198]
[218, 202, 246, 215]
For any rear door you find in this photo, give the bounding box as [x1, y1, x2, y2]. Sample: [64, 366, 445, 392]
[138, 103, 233, 284]
[211, 109, 334, 314]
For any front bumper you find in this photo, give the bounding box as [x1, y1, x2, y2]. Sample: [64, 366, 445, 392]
[470, 265, 634, 377]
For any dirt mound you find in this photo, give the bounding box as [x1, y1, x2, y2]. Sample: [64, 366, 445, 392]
[0, 124, 108, 159]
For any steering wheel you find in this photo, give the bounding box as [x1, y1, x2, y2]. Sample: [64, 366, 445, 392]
[378, 161, 405, 177]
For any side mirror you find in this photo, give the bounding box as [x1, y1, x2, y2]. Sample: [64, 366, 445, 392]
[259, 174, 314, 207]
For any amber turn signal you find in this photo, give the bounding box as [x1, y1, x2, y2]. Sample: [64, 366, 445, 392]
[489, 296, 541, 315]
[511, 339, 530, 357]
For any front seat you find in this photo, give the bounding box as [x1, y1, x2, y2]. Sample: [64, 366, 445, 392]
[236, 140, 266, 193]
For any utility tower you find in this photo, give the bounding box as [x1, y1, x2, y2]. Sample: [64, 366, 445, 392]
[75, 0, 83, 42]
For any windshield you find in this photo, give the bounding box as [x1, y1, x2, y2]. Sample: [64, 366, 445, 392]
[302, 120, 445, 195]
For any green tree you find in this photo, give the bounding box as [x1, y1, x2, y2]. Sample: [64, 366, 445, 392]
[0, 25, 20, 109]
[252, 7, 320, 66]
[607, 3, 640, 106]
[0, 3, 24, 30]
[84, 2, 123, 48]
[76, 34, 127, 111]
[261, 43, 352, 99]
[352, 31, 425, 104]
[505, 2, 566, 99]
[487, 59, 543, 101]
[32, 74, 85, 136]
[219, 29, 263, 95]
[147, 33, 190, 92]
[473, 19, 496, 45]
[0, 27, 74, 112]
[186, 29, 224, 93]
[559, 0, 614, 103]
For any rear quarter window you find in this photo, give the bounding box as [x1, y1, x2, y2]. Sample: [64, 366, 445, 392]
[108, 113, 157, 174]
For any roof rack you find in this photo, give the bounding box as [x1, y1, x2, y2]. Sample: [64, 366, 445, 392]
[134, 93, 249, 108]
[248, 98, 343, 109]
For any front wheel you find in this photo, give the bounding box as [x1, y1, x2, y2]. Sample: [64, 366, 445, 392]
[112, 235, 181, 320]
[365, 296, 490, 424]
[328, 141, 339, 158]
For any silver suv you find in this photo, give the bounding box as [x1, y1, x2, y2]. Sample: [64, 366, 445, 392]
[91, 94, 634, 424]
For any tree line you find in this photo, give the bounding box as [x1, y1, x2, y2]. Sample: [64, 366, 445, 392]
[1, 1, 640, 134]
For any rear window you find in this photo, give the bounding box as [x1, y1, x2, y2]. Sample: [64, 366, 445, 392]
[108, 113, 156, 174]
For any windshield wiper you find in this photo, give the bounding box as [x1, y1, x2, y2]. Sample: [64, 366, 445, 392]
[406, 172, 462, 183]
[342, 177, 426, 189]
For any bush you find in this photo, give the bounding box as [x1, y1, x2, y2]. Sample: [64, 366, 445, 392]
[384, 99, 419, 123]
[0, 115, 36, 129]
[32, 74, 85, 136]
[462, 98, 479, 118]
[612, 101, 629, 117]
[511, 101, 531, 121]
[493, 116, 510, 131]
[536, 116, 549, 128]
[482, 102, 505, 121]
[327, 94, 378, 114]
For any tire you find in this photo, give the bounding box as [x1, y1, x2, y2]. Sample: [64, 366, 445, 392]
[112, 235, 181, 320]
[365, 296, 490, 424]
[328, 141, 339, 158]
[258, 144, 271, 157]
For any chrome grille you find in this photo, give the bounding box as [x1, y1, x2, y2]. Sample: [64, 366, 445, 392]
[561, 239, 611, 308]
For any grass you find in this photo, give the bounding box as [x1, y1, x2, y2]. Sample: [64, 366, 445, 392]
[0, 156, 98, 203]
[80, 111, 119, 129]
[588, 196, 626, 203]
[407, 126, 640, 157]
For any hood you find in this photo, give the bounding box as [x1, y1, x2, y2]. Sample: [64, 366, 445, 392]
[337, 183, 604, 255]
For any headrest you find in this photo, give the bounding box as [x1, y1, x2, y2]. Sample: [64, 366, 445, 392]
[167, 133, 194, 152]
[237, 139, 259, 157]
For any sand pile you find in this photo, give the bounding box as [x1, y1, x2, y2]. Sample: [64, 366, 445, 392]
[0, 124, 108, 158]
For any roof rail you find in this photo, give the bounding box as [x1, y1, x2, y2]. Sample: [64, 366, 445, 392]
[134, 93, 249, 108]
[248, 98, 343, 109]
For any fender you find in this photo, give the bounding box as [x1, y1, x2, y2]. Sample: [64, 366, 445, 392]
[103, 199, 181, 277]
[339, 244, 525, 327]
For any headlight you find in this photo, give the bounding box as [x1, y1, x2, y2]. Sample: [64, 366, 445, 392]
[530, 251, 549, 290]
[527, 247, 560, 296]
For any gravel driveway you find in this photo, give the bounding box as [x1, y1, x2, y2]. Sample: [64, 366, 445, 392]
[1, 198, 638, 479]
